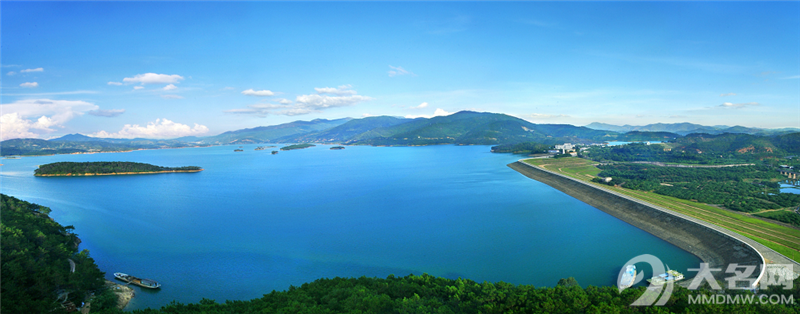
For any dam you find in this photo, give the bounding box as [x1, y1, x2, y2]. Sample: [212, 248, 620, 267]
[508, 160, 793, 286]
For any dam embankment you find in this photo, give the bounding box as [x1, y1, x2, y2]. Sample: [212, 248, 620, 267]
[509, 161, 766, 284]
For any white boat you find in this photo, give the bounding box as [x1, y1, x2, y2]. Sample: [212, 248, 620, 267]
[619, 265, 636, 289]
[114, 272, 161, 289]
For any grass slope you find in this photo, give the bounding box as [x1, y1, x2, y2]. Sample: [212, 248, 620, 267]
[523, 157, 800, 262]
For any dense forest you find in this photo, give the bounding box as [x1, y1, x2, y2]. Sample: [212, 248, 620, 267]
[116, 274, 800, 314]
[585, 143, 750, 164]
[490, 142, 553, 154]
[34, 162, 202, 176]
[585, 132, 800, 165]
[594, 164, 800, 212]
[0, 194, 116, 313]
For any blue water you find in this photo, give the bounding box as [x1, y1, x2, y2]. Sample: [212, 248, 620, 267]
[606, 141, 664, 146]
[0, 145, 701, 310]
[781, 183, 800, 195]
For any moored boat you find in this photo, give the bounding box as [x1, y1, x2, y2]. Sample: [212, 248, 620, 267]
[618, 265, 636, 289]
[114, 272, 161, 289]
[647, 270, 684, 285]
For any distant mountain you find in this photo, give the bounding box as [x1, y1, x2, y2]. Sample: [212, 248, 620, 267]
[7, 111, 795, 156]
[616, 131, 681, 141]
[349, 111, 618, 146]
[583, 122, 633, 133]
[51, 134, 99, 142]
[285, 116, 414, 143]
[585, 122, 719, 135]
[198, 118, 352, 145]
[585, 122, 799, 136]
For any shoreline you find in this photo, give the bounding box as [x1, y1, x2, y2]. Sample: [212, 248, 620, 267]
[508, 160, 772, 285]
[35, 169, 203, 177]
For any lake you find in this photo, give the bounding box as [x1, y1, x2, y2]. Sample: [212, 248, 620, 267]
[605, 141, 664, 146]
[0, 144, 701, 310]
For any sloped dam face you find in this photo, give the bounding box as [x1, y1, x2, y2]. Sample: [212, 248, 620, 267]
[508, 161, 763, 284]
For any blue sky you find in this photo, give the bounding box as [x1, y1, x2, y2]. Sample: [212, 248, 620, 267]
[2, 1, 798, 140]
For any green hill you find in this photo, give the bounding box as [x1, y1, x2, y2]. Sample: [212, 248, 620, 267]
[1, 194, 110, 313]
[351, 111, 617, 146]
[285, 116, 413, 143]
[199, 118, 351, 145]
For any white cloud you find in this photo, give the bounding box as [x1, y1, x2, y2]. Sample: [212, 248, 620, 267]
[1, 113, 40, 139]
[782, 75, 800, 80]
[226, 86, 372, 117]
[87, 109, 125, 117]
[412, 102, 429, 109]
[274, 108, 315, 116]
[122, 73, 184, 85]
[20, 68, 43, 73]
[163, 84, 177, 91]
[91, 118, 209, 139]
[404, 108, 453, 119]
[161, 94, 184, 99]
[108, 81, 123, 86]
[20, 82, 39, 88]
[0, 98, 98, 140]
[388, 65, 415, 77]
[719, 102, 760, 109]
[222, 86, 235, 90]
[295, 94, 373, 110]
[7, 71, 16, 76]
[134, 86, 144, 90]
[241, 89, 275, 96]
[720, 93, 737, 97]
[315, 85, 356, 95]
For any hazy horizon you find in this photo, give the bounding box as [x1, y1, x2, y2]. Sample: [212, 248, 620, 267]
[2, 2, 798, 140]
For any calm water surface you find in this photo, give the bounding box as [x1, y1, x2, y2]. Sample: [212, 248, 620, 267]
[1, 145, 701, 310]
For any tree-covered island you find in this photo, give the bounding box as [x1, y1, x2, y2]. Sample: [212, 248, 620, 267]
[280, 143, 316, 151]
[34, 162, 203, 177]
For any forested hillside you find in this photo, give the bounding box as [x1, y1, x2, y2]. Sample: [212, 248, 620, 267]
[1, 194, 109, 313]
[126, 274, 800, 314]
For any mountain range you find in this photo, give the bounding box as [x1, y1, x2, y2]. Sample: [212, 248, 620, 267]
[1, 111, 797, 156]
[585, 122, 799, 136]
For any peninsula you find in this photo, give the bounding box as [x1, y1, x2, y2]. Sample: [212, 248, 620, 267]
[34, 161, 203, 177]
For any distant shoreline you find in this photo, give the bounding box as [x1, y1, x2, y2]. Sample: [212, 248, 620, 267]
[35, 169, 203, 177]
[3, 145, 212, 158]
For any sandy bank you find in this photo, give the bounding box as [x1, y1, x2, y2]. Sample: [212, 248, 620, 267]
[509, 161, 768, 285]
[35, 169, 203, 177]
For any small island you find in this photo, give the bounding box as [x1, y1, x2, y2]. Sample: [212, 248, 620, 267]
[34, 162, 203, 177]
[330, 146, 345, 150]
[280, 143, 316, 151]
